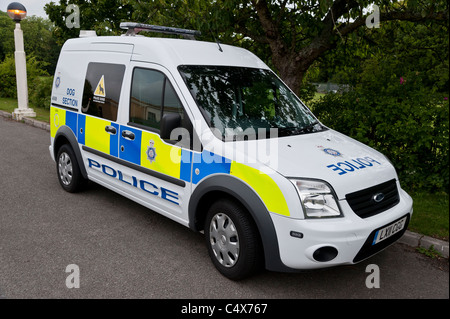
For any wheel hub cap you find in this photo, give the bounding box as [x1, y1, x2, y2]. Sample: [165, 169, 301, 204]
[209, 213, 240, 268]
[58, 152, 73, 186]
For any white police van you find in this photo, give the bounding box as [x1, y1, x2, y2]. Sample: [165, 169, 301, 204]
[49, 23, 413, 280]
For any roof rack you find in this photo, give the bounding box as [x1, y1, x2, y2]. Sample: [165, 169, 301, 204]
[120, 22, 201, 40]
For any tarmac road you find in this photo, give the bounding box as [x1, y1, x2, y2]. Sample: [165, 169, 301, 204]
[0, 116, 448, 300]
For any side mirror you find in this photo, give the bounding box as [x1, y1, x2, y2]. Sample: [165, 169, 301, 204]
[160, 113, 181, 141]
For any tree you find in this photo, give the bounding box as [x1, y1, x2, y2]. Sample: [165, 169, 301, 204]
[45, 0, 449, 94]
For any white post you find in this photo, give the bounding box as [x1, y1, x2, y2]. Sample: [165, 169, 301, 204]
[12, 22, 36, 120]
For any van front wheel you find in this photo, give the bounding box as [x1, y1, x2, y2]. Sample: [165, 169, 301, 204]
[205, 199, 262, 280]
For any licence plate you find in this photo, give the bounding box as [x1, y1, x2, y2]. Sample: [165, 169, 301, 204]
[372, 216, 407, 245]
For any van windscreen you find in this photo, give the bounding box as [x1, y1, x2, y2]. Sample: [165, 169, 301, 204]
[178, 65, 324, 140]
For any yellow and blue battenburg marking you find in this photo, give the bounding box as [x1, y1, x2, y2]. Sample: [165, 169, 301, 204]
[51, 106, 290, 217]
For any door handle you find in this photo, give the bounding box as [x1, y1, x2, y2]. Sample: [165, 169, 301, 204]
[121, 130, 135, 141]
[105, 125, 117, 135]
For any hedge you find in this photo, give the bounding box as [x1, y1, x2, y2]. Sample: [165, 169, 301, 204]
[311, 71, 449, 193]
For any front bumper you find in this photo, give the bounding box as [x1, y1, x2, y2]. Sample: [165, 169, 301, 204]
[270, 187, 413, 270]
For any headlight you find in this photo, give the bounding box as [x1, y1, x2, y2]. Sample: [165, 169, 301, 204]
[290, 179, 343, 218]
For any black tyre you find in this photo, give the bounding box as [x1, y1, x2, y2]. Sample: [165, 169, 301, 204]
[56, 144, 86, 193]
[204, 199, 262, 280]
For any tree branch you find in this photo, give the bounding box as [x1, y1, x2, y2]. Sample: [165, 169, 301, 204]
[298, 4, 449, 66]
[252, 0, 280, 41]
[296, 0, 360, 65]
[235, 25, 270, 44]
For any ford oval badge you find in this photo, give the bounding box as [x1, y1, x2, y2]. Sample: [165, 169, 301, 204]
[373, 193, 385, 203]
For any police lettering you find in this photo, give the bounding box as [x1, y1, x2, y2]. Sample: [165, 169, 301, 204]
[88, 158, 179, 205]
[327, 157, 381, 176]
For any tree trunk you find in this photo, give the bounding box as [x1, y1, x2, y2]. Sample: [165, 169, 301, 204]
[252, 0, 345, 95]
[274, 58, 307, 95]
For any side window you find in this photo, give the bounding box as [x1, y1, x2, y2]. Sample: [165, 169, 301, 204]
[130, 68, 165, 129]
[163, 80, 183, 118]
[82, 62, 125, 121]
[130, 68, 184, 131]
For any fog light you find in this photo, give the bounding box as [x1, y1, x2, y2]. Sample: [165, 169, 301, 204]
[313, 246, 338, 262]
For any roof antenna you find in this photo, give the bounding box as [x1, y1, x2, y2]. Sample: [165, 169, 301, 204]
[210, 28, 223, 52]
[216, 38, 223, 52]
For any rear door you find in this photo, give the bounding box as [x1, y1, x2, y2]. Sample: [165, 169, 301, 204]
[79, 60, 127, 189]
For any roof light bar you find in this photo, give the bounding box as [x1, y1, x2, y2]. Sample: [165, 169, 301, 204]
[120, 22, 201, 40]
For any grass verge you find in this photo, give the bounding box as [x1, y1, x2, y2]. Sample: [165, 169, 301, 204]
[409, 192, 449, 241]
[0, 97, 50, 123]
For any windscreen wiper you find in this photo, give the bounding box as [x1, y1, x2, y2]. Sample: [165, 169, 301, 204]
[299, 121, 321, 133]
[278, 121, 323, 136]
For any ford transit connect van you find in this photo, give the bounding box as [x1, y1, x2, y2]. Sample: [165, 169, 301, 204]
[49, 23, 413, 280]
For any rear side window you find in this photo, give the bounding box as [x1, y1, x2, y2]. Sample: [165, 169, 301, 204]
[130, 68, 184, 131]
[82, 62, 126, 121]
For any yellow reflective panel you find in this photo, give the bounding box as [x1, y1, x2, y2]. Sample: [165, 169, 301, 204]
[85, 116, 110, 154]
[140, 131, 182, 179]
[230, 162, 290, 216]
[50, 107, 66, 138]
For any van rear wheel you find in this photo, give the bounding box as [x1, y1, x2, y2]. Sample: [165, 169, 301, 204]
[205, 199, 262, 280]
[56, 144, 85, 193]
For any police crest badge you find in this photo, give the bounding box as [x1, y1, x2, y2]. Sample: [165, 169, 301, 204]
[146, 140, 157, 163]
[323, 148, 342, 157]
[317, 145, 342, 157]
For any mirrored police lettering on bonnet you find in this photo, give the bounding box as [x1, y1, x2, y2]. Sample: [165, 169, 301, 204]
[49, 22, 413, 280]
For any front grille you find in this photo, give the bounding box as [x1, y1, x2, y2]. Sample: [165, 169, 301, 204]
[346, 179, 400, 219]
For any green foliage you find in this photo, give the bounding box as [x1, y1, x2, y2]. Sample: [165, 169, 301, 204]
[0, 11, 15, 62]
[21, 16, 61, 74]
[29, 76, 53, 109]
[416, 245, 443, 259]
[297, 81, 318, 104]
[0, 55, 48, 99]
[0, 55, 17, 98]
[315, 19, 449, 92]
[311, 62, 449, 193]
[44, 0, 135, 45]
